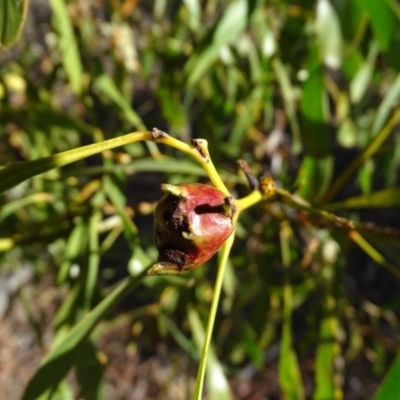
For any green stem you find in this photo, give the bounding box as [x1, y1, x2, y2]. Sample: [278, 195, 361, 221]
[193, 232, 235, 400]
[236, 189, 263, 213]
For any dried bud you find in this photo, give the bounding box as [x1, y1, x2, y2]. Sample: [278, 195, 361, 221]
[148, 183, 236, 275]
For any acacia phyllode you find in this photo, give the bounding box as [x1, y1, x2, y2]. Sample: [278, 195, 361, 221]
[148, 182, 236, 275]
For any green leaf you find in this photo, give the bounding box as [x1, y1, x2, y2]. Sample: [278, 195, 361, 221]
[361, 0, 397, 52]
[313, 295, 340, 400]
[273, 57, 301, 153]
[0, 132, 151, 195]
[316, 0, 343, 68]
[103, 174, 137, 243]
[323, 107, 400, 203]
[297, 43, 332, 202]
[187, 306, 233, 400]
[326, 187, 400, 210]
[84, 211, 102, 309]
[371, 72, 400, 136]
[332, 0, 364, 42]
[184, 0, 248, 86]
[22, 271, 148, 400]
[279, 284, 304, 400]
[0, 192, 54, 222]
[350, 41, 379, 104]
[297, 155, 333, 203]
[94, 74, 146, 130]
[57, 218, 88, 284]
[75, 340, 105, 400]
[0, 0, 28, 48]
[374, 352, 400, 399]
[49, 0, 84, 94]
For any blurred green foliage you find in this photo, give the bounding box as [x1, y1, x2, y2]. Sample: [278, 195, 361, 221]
[1, 0, 400, 399]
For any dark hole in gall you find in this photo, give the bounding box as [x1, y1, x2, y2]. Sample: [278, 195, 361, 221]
[194, 204, 225, 215]
[162, 209, 173, 222]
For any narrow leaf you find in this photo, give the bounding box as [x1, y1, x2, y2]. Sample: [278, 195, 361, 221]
[326, 187, 400, 210]
[49, 0, 84, 94]
[0, 0, 28, 48]
[188, 306, 233, 400]
[184, 0, 248, 86]
[22, 270, 148, 400]
[323, 108, 400, 203]
[94, 74, 146, 130]
[313, 295, 340, 400]
[0, 131, 152, 195]
[374, 352, 400, 400]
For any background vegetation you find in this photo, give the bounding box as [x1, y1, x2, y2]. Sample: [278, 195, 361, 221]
[1, 0, 400, 399]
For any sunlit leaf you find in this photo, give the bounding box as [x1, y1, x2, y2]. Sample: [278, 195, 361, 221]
[0, 132, 151, 195]
[297, 43, 332, 202]
[0, 0, 28, 48]
[374, 352, 400, 400]
[187, 306, 233, 400]
[350, 41, 379, 104]
[279, 284, 304, 400]
[93, 74, 146, 130]
[184, 0, 248, 86]
[314, 295, 341, 400]
[22, 271, 148, 400]
[316, 0, 343, 68]
[326, 187, 400, 210]
[273, 57, 302, 153]
[371, 72, 400, 136]
[362, 0, 396, 52]
[49, 0, 84, 94]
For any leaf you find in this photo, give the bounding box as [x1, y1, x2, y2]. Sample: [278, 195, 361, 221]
[184, 0, 248, 86]
[371, 72, 400, 136]
[75, 340, 105, 400]
[22, 271, 148, 400]
[84, 211, 102, 309]
[94, 74, 146, 130]
[331, 0, 364, 42]
[349, 231, 400, 279]
[57, 218, 88, 284]
[323, 107, 400, 203]
[187, 306, 233, 400]
[0, 0, 28, 48]
[297, 43, 333, 202]
[316, 0, 343, 69]
[278, 280, 304, 399]
[326, 187, 400, 210]
[350, 41, 379, 104]
[273, 58, 302, 153]
[0, 132, 151, 195]
[0, 192, 54, 222]
[49, 0, 84, 94]
[103, 174, 137, 243]
[361, 0, 397, 52]
[313, 295, 341, 400]
[296, 155, 333, 203]
[374, 352, 400, 400]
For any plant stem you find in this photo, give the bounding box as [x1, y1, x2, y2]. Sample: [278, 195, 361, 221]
[235, 189, 263, 213]
[151, 134, 229, 195]
[193, 232, 235, 400]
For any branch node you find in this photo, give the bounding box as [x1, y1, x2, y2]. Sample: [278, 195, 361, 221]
[191, 139, 210, 162]
[152, 127, 169, 140]
[237, 160, 259, 190]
